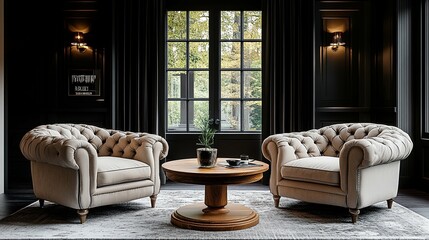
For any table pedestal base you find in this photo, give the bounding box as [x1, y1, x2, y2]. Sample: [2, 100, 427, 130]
[171, 202, 259, 231]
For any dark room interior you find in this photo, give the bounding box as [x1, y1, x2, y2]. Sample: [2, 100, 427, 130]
[1, 0, 429, 239]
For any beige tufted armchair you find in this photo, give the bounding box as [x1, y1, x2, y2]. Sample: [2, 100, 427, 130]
[262, 123, 413, 223]
[20, 123, 169, 223]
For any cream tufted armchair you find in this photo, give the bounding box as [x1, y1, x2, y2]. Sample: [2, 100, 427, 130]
[262, 123, 413, 223]
[20, 123, 169, 223]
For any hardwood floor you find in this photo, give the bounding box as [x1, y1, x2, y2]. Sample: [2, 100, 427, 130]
[395, 188, 429, 219]
[0, 192, 36, 220]
[1, 182, 428, 220]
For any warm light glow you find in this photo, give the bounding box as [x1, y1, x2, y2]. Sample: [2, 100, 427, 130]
[330, 32, 345, 51]
[71, 32, 88, 53]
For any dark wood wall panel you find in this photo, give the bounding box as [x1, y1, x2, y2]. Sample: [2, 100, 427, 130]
[5, 1, 62, 191]
[372, 1, 396, 124]
[316, 112, 368, 129]
[419, 0, 429, 192]
[416, 140, 429, 191]
[5, 0, 111, 192]
[419, 143, 429, 191]
[319, 17, 354, 107]
[315, 1, 371, 128]
[423, 147, 429, 179]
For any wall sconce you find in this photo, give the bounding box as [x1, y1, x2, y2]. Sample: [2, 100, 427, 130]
[330, 32, 345, 51]
[71, 32, 88, 53]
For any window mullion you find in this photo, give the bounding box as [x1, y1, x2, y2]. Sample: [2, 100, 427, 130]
[240, 10, 244, 132]
[210, 10, 221, 131]
[186, 11, 190, 132]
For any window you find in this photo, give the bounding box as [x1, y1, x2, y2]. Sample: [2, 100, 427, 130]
[220, 11, 262, 131]
[167, 11, 210, 131]
[166, 10, 262, 133]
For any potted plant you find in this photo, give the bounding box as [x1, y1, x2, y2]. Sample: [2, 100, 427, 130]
[195, 116, 217, 168]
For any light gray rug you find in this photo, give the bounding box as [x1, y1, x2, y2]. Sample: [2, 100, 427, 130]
[1, 190, 429, 240]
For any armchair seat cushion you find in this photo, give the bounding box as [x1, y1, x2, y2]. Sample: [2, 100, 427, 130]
[97, 156, 151, 187]
[281, 156, 340, 186]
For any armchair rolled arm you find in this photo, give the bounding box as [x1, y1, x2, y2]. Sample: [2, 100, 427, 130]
[20, 132, 98, 170]
[138, 134, 169, 161]
[339, 133, 413, 169]
[135, 134, 168, 192]
[262, 133, 322, 194]
[262, 133, 322, 163]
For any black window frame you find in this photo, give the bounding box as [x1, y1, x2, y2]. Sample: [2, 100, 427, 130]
[165, 0, 262, 134]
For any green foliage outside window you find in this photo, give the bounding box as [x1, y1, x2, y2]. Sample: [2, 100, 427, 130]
[167, 11, 262, 132]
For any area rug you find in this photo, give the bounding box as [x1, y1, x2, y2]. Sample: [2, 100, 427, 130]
[1, 190, 429, 240]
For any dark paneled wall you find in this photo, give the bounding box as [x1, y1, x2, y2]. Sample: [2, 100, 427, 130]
[5, 0, 111, 191]
[370, 1, 397, 126]
[5, 1, 61, 190]
[414, 0, 429, 192]
[315, 1, 372, 127]
[315, 1, 399, 128]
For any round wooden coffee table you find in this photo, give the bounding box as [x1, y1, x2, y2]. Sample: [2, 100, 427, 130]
[161, 158, 269, 231]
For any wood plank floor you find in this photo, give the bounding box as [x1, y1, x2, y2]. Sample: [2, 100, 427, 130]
[1, 182, 428, 220]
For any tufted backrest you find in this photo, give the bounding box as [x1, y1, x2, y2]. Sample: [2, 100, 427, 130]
[271, 123, 411, 160]
[314, 123, 406, 157]
[23, 123, 167, 160]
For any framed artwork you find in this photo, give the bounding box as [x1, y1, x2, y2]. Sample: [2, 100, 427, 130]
[68, 69, 101, 96]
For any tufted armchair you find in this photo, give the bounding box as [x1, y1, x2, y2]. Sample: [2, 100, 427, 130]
[20, 123, 169, 223]
[262, 123, 413, 223]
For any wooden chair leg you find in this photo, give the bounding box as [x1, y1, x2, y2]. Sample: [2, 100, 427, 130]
[387, 199, 393, 209]
[273, 195, 280, 208]
[38, 199, 44, 208]
[349, 208, 360, 224]
[150, 194, 157, 208]
[77, 209, 89, 224]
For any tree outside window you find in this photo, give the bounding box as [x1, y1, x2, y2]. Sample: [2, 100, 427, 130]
[166, 10, 262, 132]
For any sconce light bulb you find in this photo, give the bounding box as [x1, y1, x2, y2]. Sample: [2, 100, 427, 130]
[71, 32, 88, 53]
[330, 32, 345, 51]
[74, 32, 84, 41]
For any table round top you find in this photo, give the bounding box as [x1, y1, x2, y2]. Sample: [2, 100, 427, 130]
[162, 158, 269, 185]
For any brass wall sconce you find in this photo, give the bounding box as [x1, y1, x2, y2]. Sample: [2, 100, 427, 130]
[71, 32, 88, 53]
[330, 32, 345, 51]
